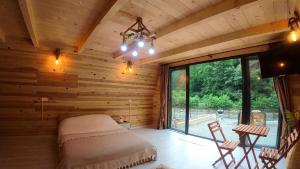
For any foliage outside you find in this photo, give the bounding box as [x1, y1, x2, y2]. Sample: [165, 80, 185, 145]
[171, 58, 279, 111]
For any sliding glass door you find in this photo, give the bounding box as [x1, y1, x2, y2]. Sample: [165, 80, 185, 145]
[249, 55, 280, 147]
[188, 58, 242, 141]
[169, 68, 186, 132]
[168, 54, 281, 148]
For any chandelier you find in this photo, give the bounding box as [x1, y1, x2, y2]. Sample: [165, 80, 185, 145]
[288, 11, 300, 42]
[120, 17, 156, 57]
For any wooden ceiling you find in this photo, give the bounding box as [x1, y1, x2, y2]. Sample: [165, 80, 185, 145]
[0, 0, 299, 64]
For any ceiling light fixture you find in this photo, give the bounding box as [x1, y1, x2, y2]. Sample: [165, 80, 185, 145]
[120, 17, 156, 58]
[288, 11, 300, 42]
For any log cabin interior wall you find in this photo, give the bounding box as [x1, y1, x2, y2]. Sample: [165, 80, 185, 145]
[286, 75, 300, 169]
[289, 75, 300, 112]
[0, 47, 159, 136]
[0, 0, 299, 162]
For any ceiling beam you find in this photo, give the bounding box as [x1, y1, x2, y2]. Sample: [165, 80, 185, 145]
[137, 19, 289, 65]
[113, 0, 257, 59]
[18, 0, 39, 47]
[156, 0, 257, 38]
[168, 44, 272, 67]
[75, 0, 128, 53]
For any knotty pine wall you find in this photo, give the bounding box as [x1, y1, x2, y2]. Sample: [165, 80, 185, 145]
[0, 48, 160, 136]
[286, 75, 300, 169]
[289, 75, 300, 112]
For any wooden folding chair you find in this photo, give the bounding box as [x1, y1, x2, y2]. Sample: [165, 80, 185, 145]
[259, 128, 300, 169]
[208, 121, 239, 169]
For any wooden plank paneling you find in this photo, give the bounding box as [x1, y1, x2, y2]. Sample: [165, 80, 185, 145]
[286, 74, 300, 169]
[0, 47, 159, 135]
[289, 75, 300, 112]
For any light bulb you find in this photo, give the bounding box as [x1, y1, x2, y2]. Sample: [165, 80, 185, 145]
[132, 50, 138, 57]
[289, 30, 299, 42]
[121, 44, 127, 52]
[128, 68, 133, 73]
[278, 62, 285, 68]
[148, 48, 155, 55]
[137, 40, 144, 48]
[55, 59, 59, 65]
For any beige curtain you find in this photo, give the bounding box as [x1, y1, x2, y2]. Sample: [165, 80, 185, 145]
[157, 64, 169, 129]
[273, 76, 291, 141]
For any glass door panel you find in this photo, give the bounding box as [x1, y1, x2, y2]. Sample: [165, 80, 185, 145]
[169, 68, 186, 132]
[249, 56, 280, 147]
[188, 58, 242, 141]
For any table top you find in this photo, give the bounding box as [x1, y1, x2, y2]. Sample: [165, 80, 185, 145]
[232, 124, 269, 137]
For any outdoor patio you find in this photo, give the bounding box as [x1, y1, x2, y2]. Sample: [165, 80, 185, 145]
[170, 108, 279, 147]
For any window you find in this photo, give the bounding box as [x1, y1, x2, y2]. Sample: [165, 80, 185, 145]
[169, 68, 186, 132]
[249, 56, 280, 147]
[189, 58, 242, 141]
[168, 54, 281, 148]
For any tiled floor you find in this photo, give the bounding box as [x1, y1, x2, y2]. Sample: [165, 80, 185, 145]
[0, 128, 286, 169]
[132, 128, 286, 169]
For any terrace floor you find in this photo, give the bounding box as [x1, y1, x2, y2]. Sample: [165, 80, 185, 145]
[171, 110, 279, 147]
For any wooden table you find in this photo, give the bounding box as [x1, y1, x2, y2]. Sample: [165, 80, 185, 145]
[233, 124, 269, 169]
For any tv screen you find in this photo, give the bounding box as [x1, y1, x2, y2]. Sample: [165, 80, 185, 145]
[259, 43, 300, 78]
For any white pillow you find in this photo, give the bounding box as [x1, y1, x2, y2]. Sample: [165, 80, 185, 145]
[58, 114, 121, 137]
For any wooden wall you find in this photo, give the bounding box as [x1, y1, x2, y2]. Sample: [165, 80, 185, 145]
[286, 74, 300, 169]
[0, 48, 160, 136]
[289, 75, 300, 112]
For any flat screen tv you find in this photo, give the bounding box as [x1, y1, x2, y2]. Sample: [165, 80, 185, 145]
[259, 43, 300, 78]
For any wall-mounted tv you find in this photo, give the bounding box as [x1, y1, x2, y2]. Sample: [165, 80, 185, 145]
[259, 43, 300, 78]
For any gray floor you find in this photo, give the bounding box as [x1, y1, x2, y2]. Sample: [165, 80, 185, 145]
[132, 128, 286, 169]
[0, 128, 286, 169]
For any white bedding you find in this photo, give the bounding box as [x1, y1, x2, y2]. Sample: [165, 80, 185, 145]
[57, 114, 157, 169]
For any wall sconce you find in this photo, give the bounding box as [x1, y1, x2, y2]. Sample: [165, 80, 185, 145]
[54, 48, 61, 65]
[288, 12, 300, 42]
[126, 60, 133, 73]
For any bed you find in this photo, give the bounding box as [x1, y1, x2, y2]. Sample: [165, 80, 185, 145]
[57, 114, 157, 169]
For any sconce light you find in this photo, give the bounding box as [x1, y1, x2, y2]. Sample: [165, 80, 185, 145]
[54, 48, 61, 65]
[288, 12, 300, 42]
[126, 60, 133, 73]
[278, 61, 286, 68]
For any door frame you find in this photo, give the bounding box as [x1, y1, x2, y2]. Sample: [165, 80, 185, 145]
[168, 66, 188, 134]
[167, 53, 282, 148]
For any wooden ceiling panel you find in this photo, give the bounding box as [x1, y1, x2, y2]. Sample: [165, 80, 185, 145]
[0, 0, 294, 64]
[273, 0, 289, 20]
[136, 0, 290, 64]
[87, 21, 127, 53]
[241, 1, 267, 27]
[178, 0, 218, 11]
[129, 0, 260, 57]
[0, 0, 29, 39]
[223, 8, 251, 31]
[157, 32, 285, 64]
[32, 0, 111, 48]
[86, 0, 222, 52]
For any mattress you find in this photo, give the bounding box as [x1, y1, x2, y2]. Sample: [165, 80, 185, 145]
[57, 114, 157, 169]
